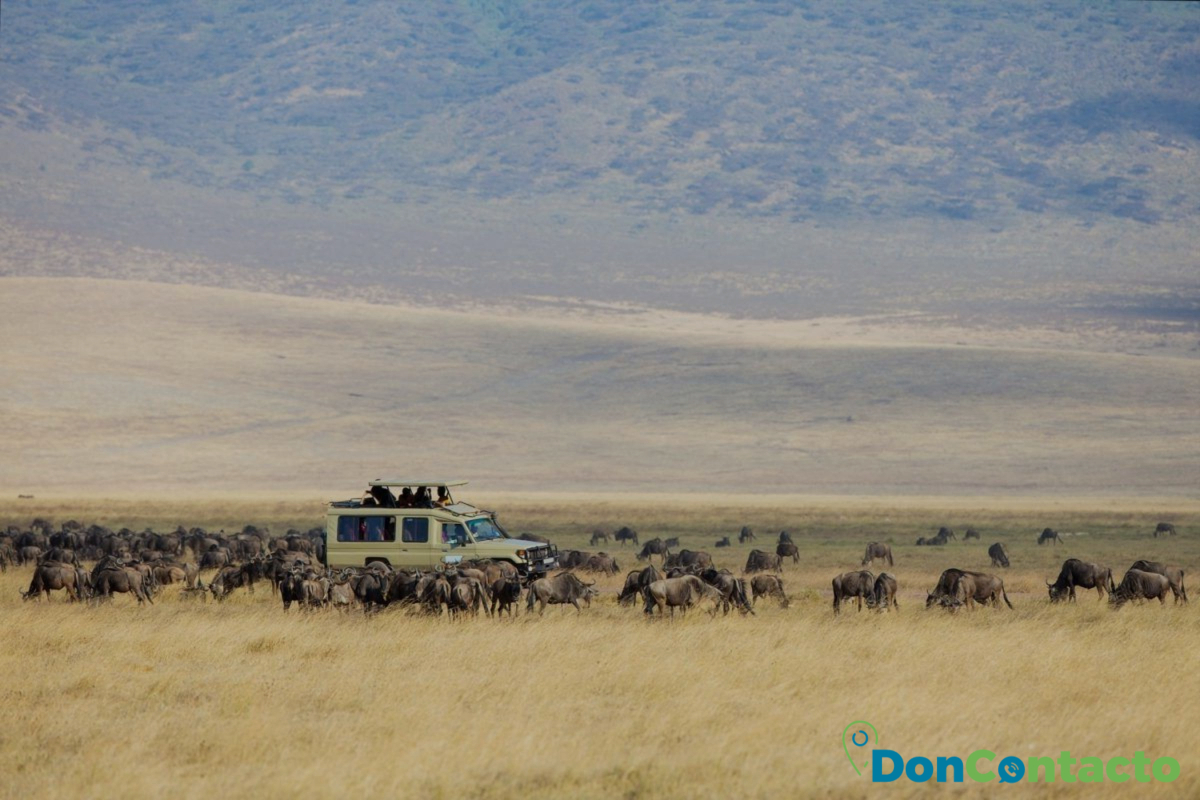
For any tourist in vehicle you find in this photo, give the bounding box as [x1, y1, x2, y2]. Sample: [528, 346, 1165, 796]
[397, 487, 414, 507]
[368, 484, 397, 508]
[435, 486, 451, 507]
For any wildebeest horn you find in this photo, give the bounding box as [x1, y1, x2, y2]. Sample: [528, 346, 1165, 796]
[1045, 580, 1052, 587]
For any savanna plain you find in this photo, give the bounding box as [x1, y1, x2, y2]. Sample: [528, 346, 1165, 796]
[2, 496, 1198, 799]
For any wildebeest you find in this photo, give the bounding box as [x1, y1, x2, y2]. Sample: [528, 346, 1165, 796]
[750, 574, 789, 608]
[1047, 559, 1114, 602]
[916, 527, 956, 546]
[963, 528, 981, 540]
[665, 549, 712, 571]
[589, 529, 610, 546]
[582, 553, 620, 576]
[526, 572, 593, 615]
[664, 536, 680, 549]
[744, 549, 782, 573]
[926, 568, 968, 608]
[778, 530, 793, 545]
[635, 538, 670, 564]
[700, 568, 753, 616]
[861, 542, 893, 567]
[1037, 528, 1062, 546]
[618, 565, 663, 606]
[558, 550, 590, 569]
[1110, 569, 1171, 609]
[832, 570, 874, 614]
[1129, 560, 1188, 604]
[22, 562, 87, 602]
[643, 575, 723, 617]
[92, 565, 153, 604]
[613, 527, 639, 547]
[738, 526, 756, 544]
[715, 536, 731, 548]
[866, 572, 899, 613]
[1154, 522, 1176, 538]
[777, 541, 800, 564]
[948, 571, 1013, 610]
[988, 542, 1010, 569]
[490, 575, 523, 618]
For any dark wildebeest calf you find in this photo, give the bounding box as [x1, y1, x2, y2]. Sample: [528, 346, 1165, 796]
[618, 565, 663, 606]
[1047, 559, 1114, 602]
[832, 570, 875, 615]
[1154, 522, 1176, 538]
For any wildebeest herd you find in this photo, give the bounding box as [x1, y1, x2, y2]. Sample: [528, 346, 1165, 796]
[3, 519, 1189, 618]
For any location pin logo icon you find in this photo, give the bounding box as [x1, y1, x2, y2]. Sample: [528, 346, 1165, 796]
[842, 720, 878, 776]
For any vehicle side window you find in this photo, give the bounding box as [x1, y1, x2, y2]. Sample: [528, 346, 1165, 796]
[402, 517, 429, 543]
[337, 516, 396, 543]
[442, 524, 467, 546]
[337, 516, 360, 542]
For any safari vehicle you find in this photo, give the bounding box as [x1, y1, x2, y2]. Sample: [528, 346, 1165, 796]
[324, 479, 557, 575]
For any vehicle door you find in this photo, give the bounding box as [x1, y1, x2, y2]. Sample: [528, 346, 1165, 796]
[439, 522, 475, 565]
[399, 516, 437, 569]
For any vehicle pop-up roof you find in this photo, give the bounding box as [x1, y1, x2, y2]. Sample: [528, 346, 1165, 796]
[326, 479, 482, 516]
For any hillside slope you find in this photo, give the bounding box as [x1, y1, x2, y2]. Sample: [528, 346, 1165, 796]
[2, 278, 1195, 496]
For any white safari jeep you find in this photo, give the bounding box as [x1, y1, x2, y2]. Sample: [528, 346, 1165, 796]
[324, 479, 558, 576]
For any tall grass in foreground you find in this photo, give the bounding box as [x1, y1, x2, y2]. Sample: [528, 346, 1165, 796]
[1, 499, 1197, 798]
[2, 575, 1198, 798]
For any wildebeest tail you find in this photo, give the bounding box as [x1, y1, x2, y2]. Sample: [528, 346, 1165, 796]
[1002, 586, 1013, 609]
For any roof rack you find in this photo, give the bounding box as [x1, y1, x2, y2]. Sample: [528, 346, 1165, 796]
[368, 479, 468, 488]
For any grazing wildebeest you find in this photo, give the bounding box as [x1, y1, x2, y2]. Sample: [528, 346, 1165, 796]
[1154, 522, 1176, 538]
[1037, 528, 1062, 546]
[490, 575, 523, 618]
[952, 571, 1013, 610]
[714, 536, 731, 548]
[1047, 559, 1114, 602]
[643, 575, 723, 617]
[582, 553, 620, 576]
[93, 565, 153, 604]
[210, 563, 259, 601]
[750, 574, 789, 608]
[988, 542, 1010, 569]
[700, 568, 753, 616]
[613, 527, 639, 547]
[1110, 569, 1171, 609]
[745, 549, 783, 573]
[526, 572, 593, 615]
[861, 542, 893, 567]
[664, 536, 680, 549]
[832, 570, 874, 614]
[589, 529, 610, 547]
[618, 565, 663, 606]
[866, 572, 899, 612]
[665, 549, 713, 571]
[926, 568, 979, 608]
[152, 564, 187, 586]
[635, 538, 670, 564]
[738, 526, 756, 544]
[963, 528, 981, 540]
[21, 562, 86, 602]
[778, 530, 793, 545]
[1129, 560, 1188, 604]
[777, 541, 800, 564]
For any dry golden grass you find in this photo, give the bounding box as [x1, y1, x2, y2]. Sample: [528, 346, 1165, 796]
[2, 498, 1198, 798]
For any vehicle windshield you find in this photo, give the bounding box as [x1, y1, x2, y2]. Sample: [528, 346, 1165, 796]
[466, 516, 505, 541]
